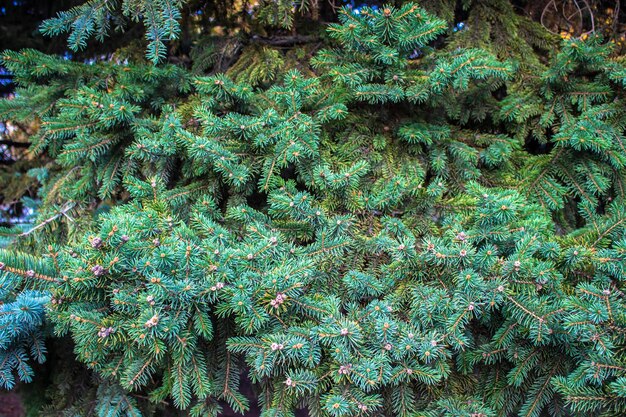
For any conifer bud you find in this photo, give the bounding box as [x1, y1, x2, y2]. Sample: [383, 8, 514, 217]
[270, 342, 284, 351]
[98, 327, 115, 338]
[145, 314, 159, 328]
[338, 364, 351, 375]
[26, 270, 36, 277]
[0, 262, 5, 270]
[91, 237, 103, 249]
[92, 265, 105, 276]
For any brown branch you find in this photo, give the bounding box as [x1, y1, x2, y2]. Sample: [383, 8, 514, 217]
[0, 140, 30, 148]
[249, 35, 319, 46]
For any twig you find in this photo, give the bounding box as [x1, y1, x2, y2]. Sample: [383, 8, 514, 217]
[249, 35, 319, 46]
[541, 0, 560, 35]
[578, 0, 595, 34]
[327, 0, 340, 13]
[131, 393, 170, 406]
[19, 202, 76, 237]
[566, 0, 582, 22]
[614, 1, 620, 35]
[0, 140, 30, 148]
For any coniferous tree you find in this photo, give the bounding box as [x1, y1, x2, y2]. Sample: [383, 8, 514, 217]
[1, 1, 626, 416]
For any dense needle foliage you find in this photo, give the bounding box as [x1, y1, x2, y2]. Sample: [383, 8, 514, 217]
[1, 1, 626, 416]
